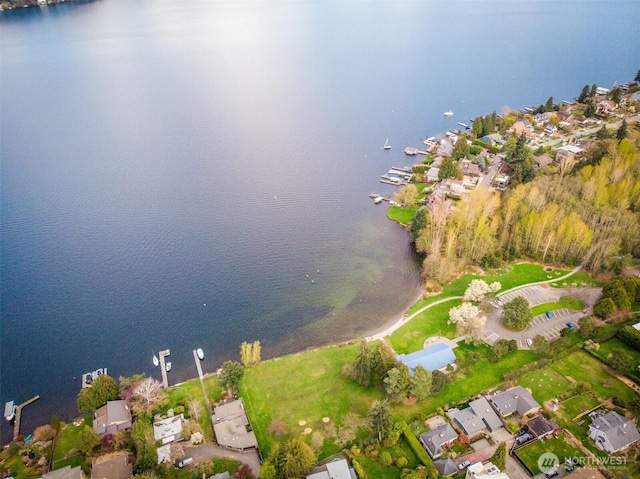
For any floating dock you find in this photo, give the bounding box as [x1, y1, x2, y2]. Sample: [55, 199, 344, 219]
[82, 368, 108, 388]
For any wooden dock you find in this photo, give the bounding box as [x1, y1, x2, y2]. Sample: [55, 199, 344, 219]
[404, 147, 427, 156]
[13, 395, 40, 441]
[159, 349, 171, 389]
[192, 349, 214, 426]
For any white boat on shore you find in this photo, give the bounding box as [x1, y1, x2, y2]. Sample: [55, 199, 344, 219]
[444, 110, 454, 117]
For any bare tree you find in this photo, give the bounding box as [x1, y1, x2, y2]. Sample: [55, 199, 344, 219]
[131, 377, 167, 415]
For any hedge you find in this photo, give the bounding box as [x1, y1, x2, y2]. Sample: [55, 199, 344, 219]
[399, 421, 432, 467]
[352, 458, 368, 479]
[616, 325, 640, 351]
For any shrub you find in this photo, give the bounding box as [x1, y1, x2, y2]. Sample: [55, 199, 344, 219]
[593, 297, 616, 319]
[396, 456, 408, 468]
[380, 451, 392, 467]
[352, 458, 368, 479]
[399, 421, 432, 467]
[617, 326, 640, 351]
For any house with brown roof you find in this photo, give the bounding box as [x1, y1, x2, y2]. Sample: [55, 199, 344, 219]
[91, 452, 133, 479]
[212, 400, 258, 451]
[41, 466, 86, 479]
[93, 400, 132, 437]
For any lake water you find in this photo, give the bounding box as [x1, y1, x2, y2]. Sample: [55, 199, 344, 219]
[1, 0, 638, 442]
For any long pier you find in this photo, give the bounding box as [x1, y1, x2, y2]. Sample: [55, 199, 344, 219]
[159, 349, 171, 389]
[13, 395, 40, 441]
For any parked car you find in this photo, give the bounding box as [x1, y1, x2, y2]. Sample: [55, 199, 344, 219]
[566, 322, 575, 329]
[175, 457, 193, 468]
[516, 433, 533, 444]
[458, 461, 471, 470]
[545, 311, 552, 318]
[545, 469, 559, 478]
[526, 338, 533, 347]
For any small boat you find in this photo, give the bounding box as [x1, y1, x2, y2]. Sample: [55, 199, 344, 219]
[196, 348, 204, 360]
[165, 361, 172, 372]
[152, 351, 159, 367]
[4, 401, 16, 422]
[383, 138, 391, 150]
[444, 111, 454, 117]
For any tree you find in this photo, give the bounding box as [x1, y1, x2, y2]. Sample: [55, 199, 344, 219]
[130, 418, 154, 448]
[609, 350, 634, 374]
[505, 134, 535, 185]
[611, 87, 622, 104]
[472, 115, 484, 138]
[463, 279, 501, 302]
[488, 339, 517, 362]
[617, 119, 628, 141]
[369, 400, 393, 441]
[431, 370, 447, 395]
[635, 69, 640, 83]
[219, 361, 244, 395]
[502, 296, 533, 330]
[544, 97, 554, 112]
[240, 341, 262, 367]
[593, 297, 617, 319]
[130, 377, 167, 415]
[577, 84, 590, 103]
[452, 135, 469, 161]
[235, 464, 255, 479]
[409, 365, 433, 401]
[394, 184, 418, 207]
[439, 156, 462, 181]
[489, 442, 506, 470]
[578, 316, 597, 339]
[371, 341, 398, 384]
[265, 439, 316, 479]
[77, 374, 119, 413]
[78, 425, 101, 453]
[383, 365, 411, 402]
[584, 100, 595, 118]
[351, 340, 374, 386]
[531, 335, 550, 355]
[410, 208, 427, 243]
[448, 302, 486, 344]
[595, 126, 610, 140]
[134, 444, 158, 475]
[590, 84, 598, 97]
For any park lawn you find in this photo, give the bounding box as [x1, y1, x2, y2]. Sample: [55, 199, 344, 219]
[516, 369, 574, 404]
[550, 351, 637, 403]
[387, 206, 418, 225]
[551, 270, 598, 287]
[530, 296, 585, 316]
[515, 435, 583, 474]
[558, 393, 601, 420]
[405, 263, 570, 317]
[389, 300, 459, 354]
[240, 344, 383, 458]
[394, 348, 542, 422]
[167, 374, 224, 441]
[53, 415, 92, 462]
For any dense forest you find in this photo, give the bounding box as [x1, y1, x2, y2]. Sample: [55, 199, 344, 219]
[412, 137, 640, 286]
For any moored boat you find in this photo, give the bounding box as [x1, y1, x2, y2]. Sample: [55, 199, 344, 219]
[165, 361, 172, 372]
[4, 401, 16, 422]
[152, 351, 159, 367]
[444, 110, 454, 117]
[196, 348, 204, 360]
[383, 138, 391, 150]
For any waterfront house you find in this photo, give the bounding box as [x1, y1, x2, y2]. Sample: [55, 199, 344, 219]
[426, 167, 440, 183]
[93, 400, 132, 437]
[91, 452, 133, 479]
[555, 145, 583, 163]
[544, 124, 558, 136]
[153, 413, 185, 444]
[397, 343, 456, 373]
[588, 410, 640, 453]
[535, 155, 554, 169]
[461, 159, 481, 177]
[419, 423, 458, 459]
[481, 133, 506, 148]
[489, 386, 540, 418]
[306, 458, 353, 479]
[448, 397, 503, 436]
[212, 399, 258, 451]
[534, 112, 551, 126]
[41, 466, 86, 479]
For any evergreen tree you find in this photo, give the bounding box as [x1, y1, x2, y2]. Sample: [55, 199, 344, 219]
[544, 96, 554, 112]
[409, 365, 433, 401]
[590, 83, 598, 97]
[219, 360, 244, 395]
[617, 119, 628, 140]
[584, 100, 595, 118]
[369, 400, 393, 441]
[351, 340, 373, 386]
[611, 87, 622, 104]
[383, 365, 410, 402]
[635, 69, 640, 83]
[438, 156, 462, 181]
[472, 116, 484, 138]
[595, 126, 610, 140]
[577, 84, 590, 103]
[482, 114, 494, 136]
[371, 342, 398, 384]
[410, 208, 427, 243]
[77, 374, 119, 413]
[451, 135, 469, 161]
[502, 296, 533, 330]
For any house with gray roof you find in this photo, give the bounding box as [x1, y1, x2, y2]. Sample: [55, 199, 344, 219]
[449, 397, 502, 436]
[398, 343, 456, 373]
[93, 400, 132, 437]
[434, 458, 458, 476]
[306, 458, 354, 479]
[91, 453, 133, 479]
[589, 410, 640, 453]
[41, 465, 86, 479]
[212, 399, 258, 451]
[420, 423, 458, 459]
[489, 386, 540, 418]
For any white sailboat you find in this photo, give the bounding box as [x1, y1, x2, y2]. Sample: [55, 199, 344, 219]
[383, 138, 391, 150]
[444, 110, 454, 117]
[152, 351, 159, 367]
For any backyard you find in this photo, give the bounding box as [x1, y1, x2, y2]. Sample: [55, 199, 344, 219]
[515, 434, 583, 475]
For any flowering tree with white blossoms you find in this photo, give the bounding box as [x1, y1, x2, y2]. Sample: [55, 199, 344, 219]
[448, 302, 486, 344]
[463, 279, 501, 302]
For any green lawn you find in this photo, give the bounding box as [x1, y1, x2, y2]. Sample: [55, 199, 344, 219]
[558, 393, 601, 420]
[530, 296, 585, 316]
[240, 344, 383, 458]
[390, 300, 459, 354]
[357, 456, 403, 479]
[53, 415, 92, 462]
[550, 351, 637, 402]
[516, 369, 574, 404]
[515, 435, 583, 474]
[591, 338, 640, 383]
[387, 206, 417, 225]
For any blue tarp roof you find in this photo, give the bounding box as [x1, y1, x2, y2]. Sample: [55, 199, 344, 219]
[398, 343, 456, 372]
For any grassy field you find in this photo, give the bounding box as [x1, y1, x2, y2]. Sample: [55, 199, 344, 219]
[53, 415, 92, 462]
[530, 296, 585, 316]
[590, 338, 640, 383]
[550, 351, 637, 403]
[516, 435, 583, 474]
[549, 270, 598, 287]
[389, 300, 459, 354]
[387, 206, 418, 224]
[240, 344, 382, 458]
[559, 393, 601, 420]
[516, 369, 574, 404]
